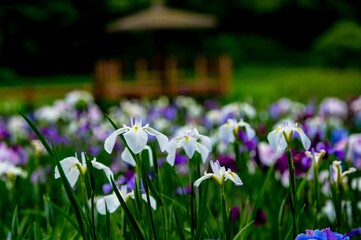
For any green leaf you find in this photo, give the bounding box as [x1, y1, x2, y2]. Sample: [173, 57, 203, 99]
[51, 140, 89, 240]
[18, 111, 54, 157]
[251, 165, 273, 220]
[11, 206, 19, 240]
[195, 181, 209, 240]
[233, 220, 254, 240]
[45, 194, 81, 234]
[105, 203, 111, 240]
[232, 220, 254, 240]
[296, 171, 308, 200]
[143, 168, 163, 206]
[278, 194, 288, 240]
[141, 165, 158, 240]
[33, 221, 42, 240]
[110, 178, 144, 240]
[84, 154, 97, 239]
[172, 202, 186, 240]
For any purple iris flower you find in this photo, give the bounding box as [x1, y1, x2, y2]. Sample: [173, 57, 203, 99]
[268, 98, 293, 120]
[0, 119, 10, 140]
[293, 151, 311, 176]
[175, 154, 188, 165]
[204, 99, 220, 110]
[175, 185, 191, 195]
[331, 129, 348, 145]
[314, 140, 345, 160]
[296, 228, 349, 240]
[38, 126, 69, 145]
[31, 166, 48, 184]
[218, 155, 237, 172]
[102, 170, 136, 194]
[254, 209, 267, 226]
[237, 130, 257, 151]
[0, 143, 28, 165]
[162, 106, 177, 120]
[274, 150, 311, 177]
[230, 206, 240, 221]
[348, 228, 361, 238]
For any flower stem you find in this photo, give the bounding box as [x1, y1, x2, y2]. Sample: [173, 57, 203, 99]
[188, 158, 196, 238]
[313, 163, 320, 228]
[220, 184, 229, 240]
[286, 144, 298, 238]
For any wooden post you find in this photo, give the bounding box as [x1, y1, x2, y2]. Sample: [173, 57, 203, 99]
[166, 57, 178, 95]
[135, 58, 148, 82]
[195, 56, 207, 80]
[218, 55, 232, 95]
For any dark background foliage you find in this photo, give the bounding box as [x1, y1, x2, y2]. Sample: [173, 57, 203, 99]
[1, 0, 361, 76]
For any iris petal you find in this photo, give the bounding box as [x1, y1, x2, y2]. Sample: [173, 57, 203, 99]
[104, 128, 127, 154]
[124, 128, 148, 154]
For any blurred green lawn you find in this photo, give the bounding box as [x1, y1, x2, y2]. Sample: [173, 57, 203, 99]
[229, 66, 361, 108]
[0, 66, 360, 111]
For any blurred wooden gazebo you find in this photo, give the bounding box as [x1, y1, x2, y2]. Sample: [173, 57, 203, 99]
[93, 2, 232, 100]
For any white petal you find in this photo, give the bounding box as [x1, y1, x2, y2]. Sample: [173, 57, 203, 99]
[121, 148, 136, 166]
[92, 161, 114, 183]
[145, 127, 169, 152]
[219, 124, 235, 143]
[181, 137, 197, 159]
[104, 128, 127, 154]
[210, 160, 221, 178]
[194, 174, 212, 187]
[54, 157, 79, 179]
[141, 194, 157, 210]
[198, 134, 212, 151]
[295, 128, 311, 150]
[96, 193, 120, 215]
[124, 128, 148, 154]
[225, 172, 243, 186]
[65, 167, 80, 188]
[144, 145, 154, 167]
[165, 140, 177, 166]
[278, 136, 287, 150]
[267, 129, 284, 152]
[197, 143, 210, 163]
[245, 124, 256, 139]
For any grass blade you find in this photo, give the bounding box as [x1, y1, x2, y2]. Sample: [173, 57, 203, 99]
[232, 220, 254, 240]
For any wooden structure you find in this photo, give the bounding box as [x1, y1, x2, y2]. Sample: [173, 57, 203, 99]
[94, 2, 231, 100]
[93, 55, 232, 100]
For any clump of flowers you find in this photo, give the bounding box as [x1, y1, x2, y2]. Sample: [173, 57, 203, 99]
[295, 228, 349, 240]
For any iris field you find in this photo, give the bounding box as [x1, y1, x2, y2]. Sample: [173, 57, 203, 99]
[1, 90, 361, 239]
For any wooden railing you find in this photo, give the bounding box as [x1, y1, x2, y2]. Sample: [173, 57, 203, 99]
[93, 55, 232, 100]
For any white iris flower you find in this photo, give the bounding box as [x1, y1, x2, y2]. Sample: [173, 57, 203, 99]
[96, 185, 156, 215]
[104, 118, 168, 155]
[267, 121, 311, 152]
[331, 161, 356, 184]
[54, 152, 113, 188]
[166, 128, 211, 166]
[194, 160, 243, 187]
[219, 118, 255, 143]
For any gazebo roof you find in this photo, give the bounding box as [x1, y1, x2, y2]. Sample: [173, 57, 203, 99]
[106, 3, 216, 32]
